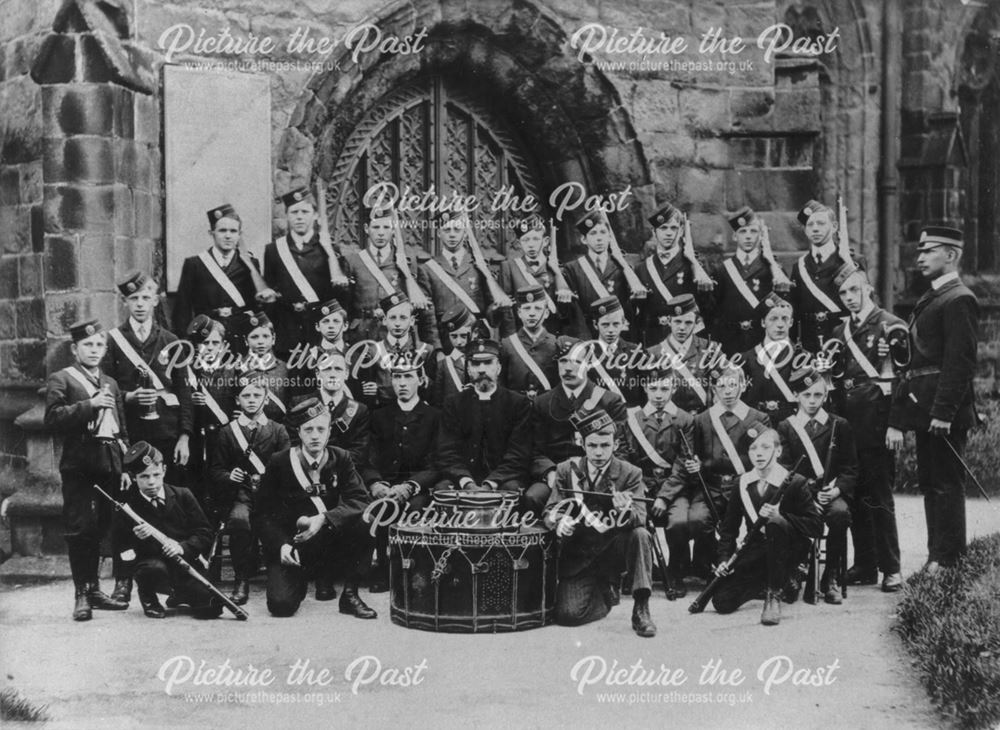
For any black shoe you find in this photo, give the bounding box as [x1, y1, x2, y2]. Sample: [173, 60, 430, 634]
[139, 591, 166, 619]
[761, 591, 781, 625]
[87, 582, 128, 611]
[631, 594, 657, 637]
[109, 577, 133, 605]
[845, 565, 878, 586]
[315, 580, 337, 602]
[782, 576, 802, 604]
[192, 599, 224, 620]
[665, 575, 687, 601]
[73, 584, 92, 622]
[229, 580, 249, 606]
[339, 588, 377, 619]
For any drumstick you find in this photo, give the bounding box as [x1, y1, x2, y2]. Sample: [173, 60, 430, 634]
[566, 488, 655, 505]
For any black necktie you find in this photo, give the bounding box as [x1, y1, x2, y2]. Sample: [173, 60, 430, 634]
[376, 249, 384, 266]
[654, 409, 664, 426]
[721, 411, 737, 429]
[151, 496, 164, 510]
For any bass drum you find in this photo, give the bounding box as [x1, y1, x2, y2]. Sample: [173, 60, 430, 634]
[389, 525, 555, 633]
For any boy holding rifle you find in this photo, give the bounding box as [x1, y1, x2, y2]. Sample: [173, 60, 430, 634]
[208, 373, 290, 605]
[625, 368, 694, 598]
[777, 367, 858, 604]
[114, 441, 222, 619]
[709, 427, 821, 625]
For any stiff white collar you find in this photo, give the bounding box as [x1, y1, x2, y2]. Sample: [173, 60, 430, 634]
[237, 412, 269, 428]
[811, 240, 836, 263]
[931, 271, 959, 290]
[642, 401, 678, 417]
[397, 396, 420, 412]
[211, 247, 236, 267]
[709, 401, 750, 420]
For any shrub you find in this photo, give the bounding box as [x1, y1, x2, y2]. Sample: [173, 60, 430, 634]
[894, 533, 1000, 729]
[0, 687, 50, 722]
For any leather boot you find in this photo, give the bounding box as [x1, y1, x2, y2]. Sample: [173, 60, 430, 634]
[229, 580, 250, 606]
[665, 573, 687, 601]
[339, 585, 377, 619]
[881, 572, 903, 593]
[630, 592, 656, 637]
[845, 564, 878, 585]
[138, 588, 166, 619]
[315, 577, 337, 601]
[87, 582, 128, 610]
[110, 577, 133, 605]
[73, 583, 92, 622]
[760, 590, 781, 626]
[821, 571, 843, 605]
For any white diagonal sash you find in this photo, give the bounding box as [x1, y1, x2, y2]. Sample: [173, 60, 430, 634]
[843, 319, 892, 396]
[661, 342, 708, 405]
[65, 365, 99, 397]
[289, 448, 328, 516]
[108, 328, 179, 406]
[276, 236, 319, 303]
[267, 390, 287, 414]
[444, 356, 464, 392]
[626, 407, 670, 469]
[505, 334, 551, 391]
[514, 258, 556, 313]
[424, 258, 480, 313]
[708, 405, 745, 475]
[229, 420, 266, 474]
[797, 257, 841, 313]
[197, 251, 246, 307]
[738, 472, 760, 523]
[645, 257, 675, 303]
[756, 344, 796, 403]
[577, 257, 610, 298]
[589, 349, 622, 396]
[66, 366, 120, 437]
[186, 367, 229, 425]
[788, 413, 824, 478]
[357, 249, 397, 296]
[723, 258, 760, 309]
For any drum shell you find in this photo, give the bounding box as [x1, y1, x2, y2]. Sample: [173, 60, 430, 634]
[389, 525, 556, 633]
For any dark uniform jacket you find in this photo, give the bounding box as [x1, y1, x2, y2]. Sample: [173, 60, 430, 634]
[362, 400, 441, 493]
[789, 252, 848, 353]
[497, 255, 573, 337]
[431, 351, 468, 406]
[531, 381, 628, 479]
[339, 246, 440, 348]
[716, 467, 822, 563]
[499, 328, 559, 397]
[417, 251, 496, 340]
[889, 274, 979, 433]
[634, 251, 711, 345]
[208, 418, 290, 511]
[240, 356, 290, 424]
[438, 386, 533, 486]
[562, 253, 632, 339]
[586, 338, 642, 406]
[829, 306, 908, 447]
[354, 336, 436, 409]
[44, 365, 128, 474]
[709, 253, 777, 355]
[113, 483, 214, 569]
[102, 320, 194, 443]
[546, 455, 646, 577]
[660, 402, 770, 504]
[289, 391, 370, 466]
[777, 410, 859, 499]
[740, 340, 801, 423]
[254, 445, 370, 557]
[622, 403, 694, 496]
[172, 249, 260, 336]
[646, 336, 716, 414]
[262, 231, 338, 355]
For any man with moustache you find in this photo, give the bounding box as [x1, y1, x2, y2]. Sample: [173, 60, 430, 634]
[436, 339, 534, 509]
[887, 226, 979, 572]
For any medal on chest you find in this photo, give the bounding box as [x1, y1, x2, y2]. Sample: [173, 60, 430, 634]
[865, 334, 875, 349]
[676, 271, 684, 285]
[751, 278, 760, 292]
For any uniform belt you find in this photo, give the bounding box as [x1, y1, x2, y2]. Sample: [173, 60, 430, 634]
[280, 301, 309, 312]
[904, 366, 941, 380]
[757, 400, 783, 412]
[722, 319, 755, 331]
[802, 311, 840, 323]
[210, 306, 240, 318]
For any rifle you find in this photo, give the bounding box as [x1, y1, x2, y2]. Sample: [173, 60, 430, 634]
[390, 209, 431, 309]
[315, 178, 350, 287]
[688, 455, 805, 614]
[681, 214, 715, 291]
[759, 221, 792, 292]
[566, 488, 655, 505]
[678, 429, 720, 525]
[94, 485, 249, 621]
[804, 419, 839, 604]
[547, 219, 574, 304]
[598, 208, 647, 299]
[463, 217, 514, 310]
[206, 519, 226, 582]
[836, 196, 852, 265]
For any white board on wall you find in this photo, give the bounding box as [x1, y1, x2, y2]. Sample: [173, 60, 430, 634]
[163, 65, 272, 292]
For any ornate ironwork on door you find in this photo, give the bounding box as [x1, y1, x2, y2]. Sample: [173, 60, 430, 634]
[325, 77, 541, 255]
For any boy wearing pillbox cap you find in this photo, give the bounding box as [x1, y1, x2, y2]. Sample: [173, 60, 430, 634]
[562, 210, 633, 339]
[114, 441, 221, 619]
[290, 351, 370, 466]
[430, 305, 475, 405]
[710, 426, 821, 625]
[285, 298, 349, 401]
[544, 409, 656, 637]
[208, 373, 291, 605]
[233, 311, 291, 424]
[586, 295, 642, 405]
[254, 397, 375, 618]
[740, 292, 800, 423]
[499, 285, 559, 399]
[45, 319, 130, 620]
[645, 294, 717, 415]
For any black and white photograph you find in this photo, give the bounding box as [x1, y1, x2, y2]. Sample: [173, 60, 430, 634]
[1, 0, 999, 727]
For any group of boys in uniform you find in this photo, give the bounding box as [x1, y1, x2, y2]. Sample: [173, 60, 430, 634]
[44, 185, 979, 634]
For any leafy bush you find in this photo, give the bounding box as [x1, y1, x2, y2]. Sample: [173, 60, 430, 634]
[895, 395, 1000, 498]
[894, 534, 1000, 729]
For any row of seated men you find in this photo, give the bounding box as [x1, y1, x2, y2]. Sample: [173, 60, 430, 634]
[45, 245, 904, 634]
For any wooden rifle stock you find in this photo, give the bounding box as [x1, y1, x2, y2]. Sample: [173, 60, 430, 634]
[599, 209, 647, 299]
[464, 218, 513, 309]
[315, 178, 349, 286]
[94, 485, 249, 621]
[836, 196, 852, 265]
[678, 429, 720, 525]
[390, 209, 430, 309]
[688, 455, 805, 614]
[547, 219, 573, 301]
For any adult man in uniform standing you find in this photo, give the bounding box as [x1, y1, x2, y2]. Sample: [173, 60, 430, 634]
[887, 226, 979, 572]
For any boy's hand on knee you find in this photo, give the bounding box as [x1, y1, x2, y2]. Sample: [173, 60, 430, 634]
[652, 497, 668, 518]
